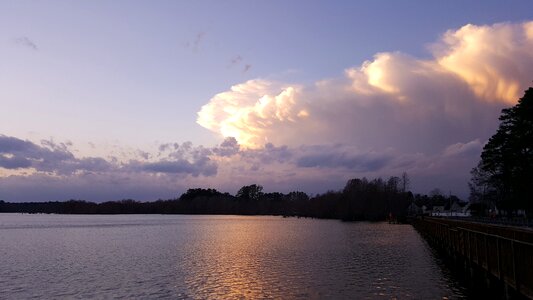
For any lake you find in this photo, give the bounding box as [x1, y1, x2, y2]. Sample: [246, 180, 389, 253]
[0, 214, 468, 299]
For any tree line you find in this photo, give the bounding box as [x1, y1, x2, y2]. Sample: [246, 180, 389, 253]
[0, 176, 414, 221]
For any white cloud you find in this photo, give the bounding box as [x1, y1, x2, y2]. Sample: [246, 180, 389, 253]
[197, 80, 310, 148]
[435, 22, 533, 103]
[197, 21, 533, 152]
[443, 139, 484, 157]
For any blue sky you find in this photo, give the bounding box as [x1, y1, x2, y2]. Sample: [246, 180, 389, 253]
[1, 1, 532, 201]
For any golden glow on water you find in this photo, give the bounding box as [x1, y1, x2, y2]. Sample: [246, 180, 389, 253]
[181, 220, 278, 299]
[0, 215, 468, 299]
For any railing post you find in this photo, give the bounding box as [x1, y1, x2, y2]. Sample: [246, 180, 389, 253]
[496, 238, 501, 279]
[462, 229, 466, 256]
[467, 230, 471, 260]
[511, 240, 519, 292]
[485, 234, 489, 271]
[475, 232, 479, 264]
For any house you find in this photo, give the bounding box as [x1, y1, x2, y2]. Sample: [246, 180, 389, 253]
[461, 203, 471, 216]
[407, 202, 422, 216]
[450, 201, 462, 214]
[432, 206, 445, 216]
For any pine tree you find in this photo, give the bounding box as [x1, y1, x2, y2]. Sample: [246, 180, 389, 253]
[470, 87, 533, 212]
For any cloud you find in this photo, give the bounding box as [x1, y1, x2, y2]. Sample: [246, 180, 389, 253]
[0, 135, 40, 152]
[0, 135, 219, 178]
[197, 21, 533, 152]
[0, 155, 32, 169]
[229, 55, 243, 67]
[0, 135, 75, 172]
[158, 142, 180, 154]
[13, 37, 38, 50]
[182, 32, 206, 53]
[134, 141, 218, 177]
[197, 80, 310, 147]
[443, 139, 484, 157]
[0, 172, 181, 202]
[212, 137, 240, 157]
[295, 145, 393, 172]
[228, 55, 252, 73]
[0, 133, 485, 201]
[183, 32, 206, 52]
[434, 22, 533, 104]
[140, 159, 217, 176]
[193, 32, 205, 51]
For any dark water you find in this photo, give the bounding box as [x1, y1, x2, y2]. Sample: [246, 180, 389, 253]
[0, 214, 468, 299]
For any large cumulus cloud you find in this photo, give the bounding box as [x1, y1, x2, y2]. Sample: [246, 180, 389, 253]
[197, 21, 533, 151]
[197, 80, 310, 147]
[435, 21, 533, 103]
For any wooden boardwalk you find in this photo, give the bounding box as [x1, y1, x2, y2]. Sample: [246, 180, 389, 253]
[412, 217, 533, 299]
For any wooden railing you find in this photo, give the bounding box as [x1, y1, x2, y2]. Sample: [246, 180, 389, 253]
[413, 217, 533, 299]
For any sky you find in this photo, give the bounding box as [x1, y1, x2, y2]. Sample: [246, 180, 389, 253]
[1, 0, 532, 202]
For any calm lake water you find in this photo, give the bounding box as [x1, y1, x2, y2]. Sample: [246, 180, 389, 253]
[0, 214, 468, 299]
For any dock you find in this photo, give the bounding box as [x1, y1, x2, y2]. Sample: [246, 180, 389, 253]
[412, 217, 533, 299]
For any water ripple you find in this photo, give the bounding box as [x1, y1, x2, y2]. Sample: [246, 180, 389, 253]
[0, 214, 468, 299]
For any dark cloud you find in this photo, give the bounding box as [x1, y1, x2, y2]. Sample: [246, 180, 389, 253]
[0, 135, 74, 172]
[296, 145, 393, 172]
[158, 142, 179, 154]
[183, 32, 206, 53]
[191, 32, 205, 52]
[141, 159, 217, 177]
[0, 134, 486, 201]
[137, 150, 151, 160]
[73, 157, 113, 173]
[0, 135, 222, 201]
[229, 55, 243, 67]
[240, 143, 293, 164]
[0, 135, 38, 152]
[13, 37, 38, 50]
[227, 55, 252, 73]
[0, 155, 32, 169]
[0, 135, 218, 178]
[132, 141, 219, 177]
[212, 137, 240, 157]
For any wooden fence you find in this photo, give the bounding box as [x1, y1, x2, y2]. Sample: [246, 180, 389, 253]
[413, 217, 533, 299]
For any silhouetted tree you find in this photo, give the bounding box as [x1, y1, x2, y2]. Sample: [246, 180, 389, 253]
[401, 172, 410, 192]
[470, 87, 533, 212]
[180, 188, 223, 201]
[236, 184, 263, 200]
[468, 162, 497, 204]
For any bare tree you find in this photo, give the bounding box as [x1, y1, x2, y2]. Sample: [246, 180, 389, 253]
[401, 172, 410, 192]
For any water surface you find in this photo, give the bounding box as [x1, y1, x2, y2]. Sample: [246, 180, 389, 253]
[0, 214, 467, 299]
